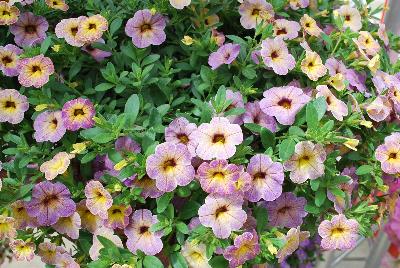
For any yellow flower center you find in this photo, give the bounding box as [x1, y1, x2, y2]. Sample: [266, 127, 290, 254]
[162, 159, 176, 172]
[212, 134, 225, 144]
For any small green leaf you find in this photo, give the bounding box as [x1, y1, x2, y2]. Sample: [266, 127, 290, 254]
[143, 256, 163, 268]
[125, 94, 140, 126]
[110, 18, 123, 35]
[306, 103, 319, 129]
[244, 123, 262, 133]
[170, 252, 188, 268]
[156, 192, 174, 213]
[95, 83, 114, 92]
[356, 165, 373, 175]
[175, 222, 189, 234]
[279, 138, 296, 161]
[313, 97, 327, 120]
[315, 189, 326, 207]
[40, 36, 52, 54]
[260, 127, 275, 149]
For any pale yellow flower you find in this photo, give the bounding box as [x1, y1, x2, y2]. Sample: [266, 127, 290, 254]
[300, 14, 322, 36]
[181, 35, 194, 45]
[301, 51, 327, 81]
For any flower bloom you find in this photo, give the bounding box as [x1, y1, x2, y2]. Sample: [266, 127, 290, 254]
[355, 31, 380, 56]
[133, 175, 163, 199]
[218, 89, 245, 124]
[0, 215, 16, 240]
[316, 85, 348, 121]
[170, 0, 191, 9]
[194, 117, 243, 160]
[0, 2, 19, 25]
[273, 19, 300, 40]
[56, 253, 80, 268]
[0, 88, 29, 124]
[259, 86, 310, 125]
[45, 0, 68, 11]
[18, 54, 54, 88]
[11, 200, 37, 229]
[284, 141, 326, 183]
[238, 0, 274, 29]
[10, 239, 35, 261]
[125, 209, 163, 256]
[38, 242, 67, 265]
[77, 200, 103, 233]
[301, 51, 327, 81]
[375, 141, 400, 174]
[55, 17, 86, 47]
[335, 5, 362, 32]
[198, 195, 247, 239]
[40, 152, 74, 180]
[277, 227, 310, 263]
[223, 230, 260, 268]
[366, 96, 391, 122]
[260, 37, 296, 75]
[146, 142, 195, 192]
[10, 12, 48, 47]
[300, 14, 322, 36]
[197, 159, 240, 196]
[82, 38, 112, 62]
[76, 14, 108, 43]
[244, 154, 284, 202]
[85, 180, 113, 219]
[90, 227, 123, 260]
[372, 70, 398, 94]
[318, 214, 359, 250]
[105, 204, 132, 229]
[289, 0, 309, 10]
[211, 29, 225, 46]
[181, 241, 211, 268]
[125, 9, 166, 48]
[0, 44, 23, 76]
[61, 98, 95, 131]
[208, 43, 240, 70]
[34, 111, 66, 143]
[242, 101, 277, 133]
[52, 212, 81, 239]
[26, 181, 76, 226]
[264, 192, 308, 228]
[165, 117, 198, 157]
[325, 57, 348, 76]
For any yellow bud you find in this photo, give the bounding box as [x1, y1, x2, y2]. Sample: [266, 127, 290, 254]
[150, 8, 157, 15]
[69, 82, 79, 89]
[267, 243, 278, 255]
[113, 183, 123, 192]
[114, 159, 128, 171]
[51, 44, 61, 52]
[35, 104, 49, 112]
[181, 36, 194, 45]
[360, 120, 373, 128]
[71, 142, 88, 154]
[344, 138, 359, 151]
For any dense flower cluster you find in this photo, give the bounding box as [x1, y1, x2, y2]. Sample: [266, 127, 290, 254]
[0, 0, 400, 267]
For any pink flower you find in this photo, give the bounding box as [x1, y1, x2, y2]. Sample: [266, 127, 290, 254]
[165, 117, 198, 157]
[316, 85, 348, 121]
[375, 141, 400, 174]
[10, 239, 35, 261]
[366, 96, 392, 122]
[260, 38, 296, 75]
[104, 204, 132, 229]
[242, 101, 277, 133]
[273, 19, 300, 40]
[239, 0, 274, 29]
[18, 54, 54, 88]
[223, 230, 260, 267]
[208, 43, 240, 70]
[52, 212, 81, 239]
[85, 180, 113, 219]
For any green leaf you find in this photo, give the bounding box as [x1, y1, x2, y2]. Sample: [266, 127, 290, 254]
[288, 126, 305, 137]
[179, 200, 200, 220]
[80, 127, 114, 143]
[315, 189, 326, 207]
[306, 103, 319, 129]
[87, 259, 110, 268]
[356, 165, 373, 175]
[170, 252, 188, 268]
[125, 94, 140, 126]
[279, 138, 296, 161]
[209, 256, 229, 268]
[242, 66, 257, 79]
[69, 61, 82, 80]
[260, 128, 275, 149]
[313, 97, 327, 120]
[321, 33, 333, 50]
[40, 36, 52, 54]
[253, 205, 268, 233]
[329, 187, 345, 198]
[310, 179, 320, 191]
[95, 83, 114, 92]
[244, 123, 262, 133]
[175, 222, 189, 234]
[305, 204, 320, 214]
[142, 54, 160, 66]
[110, 18, 123, 35]
[143, 256, 163, 268]
[97, 235, 120, 258]
[156, 192, 174, 213]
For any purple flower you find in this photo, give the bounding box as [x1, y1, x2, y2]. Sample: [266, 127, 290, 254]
[165, 117, 198, 157]
[76, 200, 103, 233]
[273, 19, 300, 40]
[132, 175, 163, 199]
[260, 86, 310, 125]
[239, 0, 274, 29]
[0, 44, 23, 77]
[52, 212, 81, 239]
[242, 101, 277, 133]
[277, 227, 310, 263]
[289, 0, 309, 10]
[223, 230, 260, 267]
[26, 181, 76, 226]
[260, 38, 295, 75]
[208, 43, 240, 70]
[0, 88, 29, 124]
[62, 98, 95, 131]
[146, 142, 195, 192]
[372, 70, 399, 94]
[345, 69, 367, 94]
[367, 96, 392, 122]
[34, 111, 66, 143]
[198, 194, 247, 238]
[125, 9, 166, 48]
[10, 12, 48, 47]
[124, 209, 163, 255]
[82, 38, 112, 62]
[18, 54, 54, 88]
[115, 136, 141, 154]
[38, 242, 67, 265]
[244, 154, 284, 202]
[55, 253, 80, 268]
[325, 57, 348, 76]
[264, 192, 307, 228]
[316, 85, 348, 121]
[85, 180, 113, 220]
[104, 204, 132, 229]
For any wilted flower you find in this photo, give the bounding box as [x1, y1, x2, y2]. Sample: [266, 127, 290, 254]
[165, 117, 198, 157]
[85, 180, 113, 219]
[55, 17, 86, 47]
[355, 31, 380, 56]
[181, 241, 211, 268]
[76, 14, 108, 43]
[34, 111, 66, 143]
[264, 192, 308, 228]
[198, 195, 247, 238]
[146, 142, 195, 192]
[170, 0, 191, 9]
[0, 215, 16, 240]
[301, 51, 327, 81]
[125, 209, 163, 255]
[0, 2, 19, 25]
[90, 227, 123, 260]
[242, 101, 277, 132]
[284, 141, 326, 183]
[289, 0, 309, 10]
[10, 12, 48, 47]
[52, 212, 81, 239]
[273, 19, 301, 40]
[0, 44, 23, 76]
[300, 14, 322, 36]
[366, 96, 391, 122]
[181, 35, 194, 45]
[18, 54, 55, 88]
[335, 5, 362, 32]
[316, 85, 348, 121]
[105, 204, 132, 229]
[61, 98, 95, 131]
[125, 9, 166, 48]
[318, 214, 359, 250]
[45, 0, 68, 11]
[277, 227, 310, 263]
[238, 0, 274, 29]
[260, 86, 310, 125]
[40, 152, 74, 180]
[260, 37, 296, 75]
[38, 242, 66, 265]
[193, 117, 243, 160]
[10, 239, 35, 261]
[375, 141, 400, 174]
[208, 43, 240, 70]
[77, 200, 103, 233]
[0, 88, 29, 124]
[82, 38, 112, 62]
[244, 154, 284, 202]
[223, 230, 260, 268]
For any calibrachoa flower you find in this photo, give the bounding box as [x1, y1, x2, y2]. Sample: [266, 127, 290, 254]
[45, 0, 68, 11]
[181, 241, 211, 268]
[220, 89, 245, 124]
[277, 227, 310, 263]
[284, 141, 326, 183]
[0, 2, 19, 25]
[260, 37, 296, 75]
[208, 43, 240, 70]
[375, 141, 400, 174]
[34, 111, 66, 143]
[0, 215, 16, 240]
[125, 9, 166, 48]
[105, 204, 132, 229]
[18, 54, 55, 88]
[223, 230, 260, 268]
[197, 159, 240, 196]
[165, 117, 198, 157]
[198, 194, 247, 238]
[264, 192, 308, 228]
[260, 86, 310, 125]
[40, 152, 74, 180]
[301, 51, 327, 81]
[273, 19, 301, 40]
[0, 88, 29, 124]
[325, 57, 348, 76]
[76, 14, 108, 43]
[238, 0, 274, 29]
[318, 214, 359, 250]
[0, 44, 23, 76]
[244, 154, 284, 202]
[55, 17, 86, 47]
[90, 227, 123, 260]
[10, 12, 48, 47]
[366, 96, 391, 122]
[26, 181, 76, 226]
[335, 5, 362, 32]
[125, 209, 163, 255]
[85, 180, 113, 219]
[52, 212, 81, 239]
[56, 253, 80, 268]
[355, 31, 380, 56]
[289, 0, 309, 10]
[194, 117, 243, 160]
[211, 28, 225, 46]
[11, 200, 37, 229]
[300, 14, 322, 36]
[61, 98, 95, 131]
[170, 0, 191, 9]
[38, 242, 67, 265]
[82, 38, 112, 62]
[316, 85, 348, 121]
[10, 239, 35, 261]
[242, 101, 277, 132]
[233, 166, 252, 195]
[77, 200, 103, 233]
[146, 142, 195, 192]
[133, 175, 163, 199]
